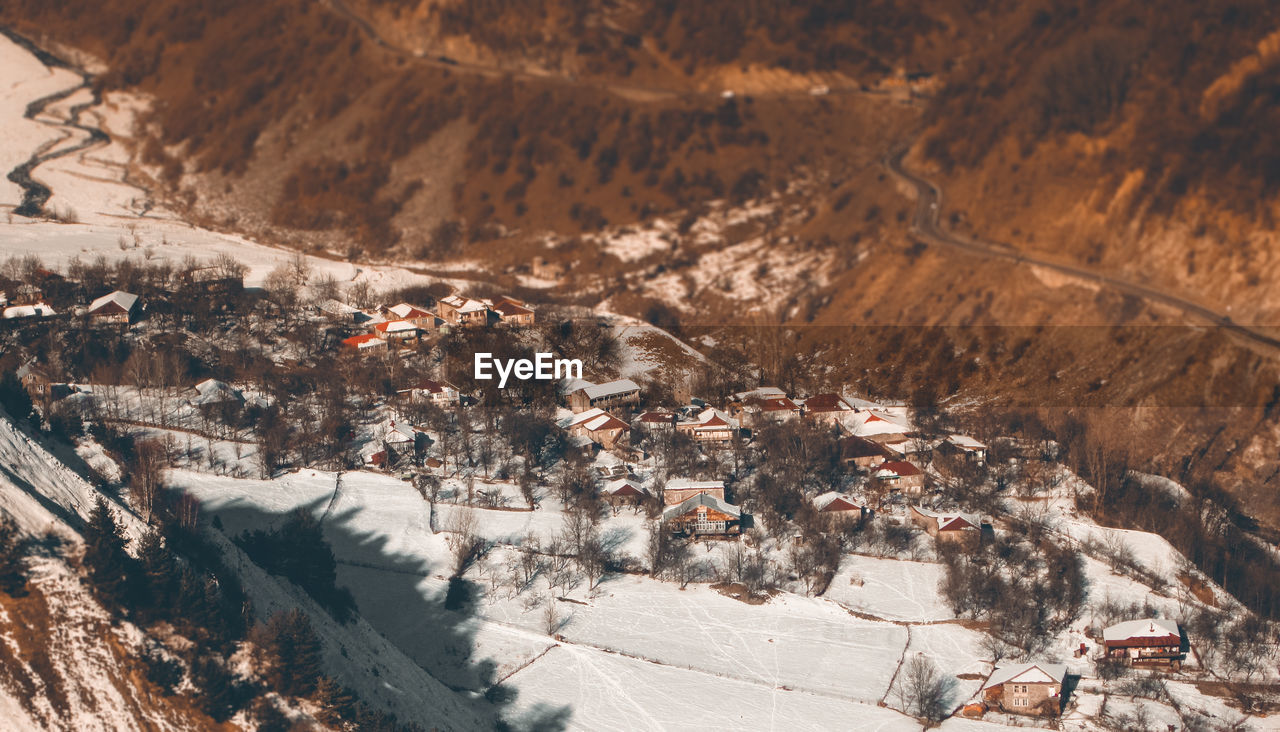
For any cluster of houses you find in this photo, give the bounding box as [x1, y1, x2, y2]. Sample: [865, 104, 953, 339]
[334, 293, 535, 354]
[2, 286, 141, 323]
[974, 618, 1186, 718]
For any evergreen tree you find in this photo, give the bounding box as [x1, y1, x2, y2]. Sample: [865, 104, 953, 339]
[82, 496, 133, 608]
[253, 609, 326, 697]
[136, 530, 177, 612]
[190, 654, 244, 722]
[0, 516, 29, 596]
[311, 676, 356, 725]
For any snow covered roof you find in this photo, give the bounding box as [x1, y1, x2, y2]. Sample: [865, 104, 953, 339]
[983, 663, 1067, 690]
[732, 386, 786, 402]
[911, 506, 979, 531]
[946, 434, 987, 451]
[1103, 618, 1180, 643]
[567, 408, 628, 432]
[440, 294, 488, 313]
[579, 379, 641, 400]
[3, 302, 56, 318]
[388, 303, 433, 319]
[88, 290, 139, 315]
[665, 478, 725, 492]
[192, 379, 244, 405]
[374, 319, 419, 334]
[852, 412, 911, 437]
[384, 421, 420, 443]
[401, 378, 455, 394]
[814, 492, 862, 512]
[875, 460, 922, 478]
[683, 407, 737, 430]
[603, 478, 647, 496]
[663, 492, 741, 520]
[343, 333, 384, 349]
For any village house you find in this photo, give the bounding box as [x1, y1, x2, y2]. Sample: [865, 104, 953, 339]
[662, 492, 741, 537]
[909, 506, 981, 542]
[1102, 619, 1184, 668]
[800, 393, 857, 424]
[852, 411, 912, 438]
[490, 296, 535, 325]
[87, 290, 140, 324]
[662, 478, 726, 506]
[383, 303, 440, 328]
[874, 460, 925, 494]
[382, 420, 430, 467]
[601, 478, 651, 510]
[16, 363, 69, 402]
[437, 294, 490, 327]
[736, 394, 801, 427]
[840, 435, 892, 468]
[676, 407, 738, 444]
[813, 492, 868, 524]
[566, 408, 630, 450]
[981, 663, 1068, 716]
[12, 283, 43, 305]
[189, 379, 245, 408]
[633, 411, 677, 431]
[342, 333, 387, 354]
[396, 378, 461, 407]
[568, 378, 641, 413]
[940, 434, 988, 463]
[373, 319, 420, 342]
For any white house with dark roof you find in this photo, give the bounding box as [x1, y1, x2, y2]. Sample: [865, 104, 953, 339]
[982, 662, 1068, 716]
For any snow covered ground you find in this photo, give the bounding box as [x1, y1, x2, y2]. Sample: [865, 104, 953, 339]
[0, 33, 436, 291]
[826, 554, 955, 622]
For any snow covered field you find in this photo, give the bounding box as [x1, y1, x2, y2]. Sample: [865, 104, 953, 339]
[826, 554, 955, 622]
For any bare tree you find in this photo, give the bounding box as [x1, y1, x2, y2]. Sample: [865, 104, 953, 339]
[542, 594, 562, 636]
[445, 507, 483, 576]
[896, 654, 955, 724]
[130, 438, 169, 522]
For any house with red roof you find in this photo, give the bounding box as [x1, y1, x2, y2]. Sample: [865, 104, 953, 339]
[373, 319, 420, 341]
[601, 478, 651, 510]
[909, 506, 980, 542]
[491, 296, 535, 325]
[566, 408, 630, 450]
[874, 460, 925, 494]
[676, 408, 738, 444]
[800, 393, 857, 423]
[343, 333, 387, 354]
[634, 411, 677, 431]
[813, 492, 868, 524]
[1102, 619, 1184, 668]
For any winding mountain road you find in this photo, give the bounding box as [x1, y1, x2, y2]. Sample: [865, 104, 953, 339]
[884, 146, 1280, 353]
